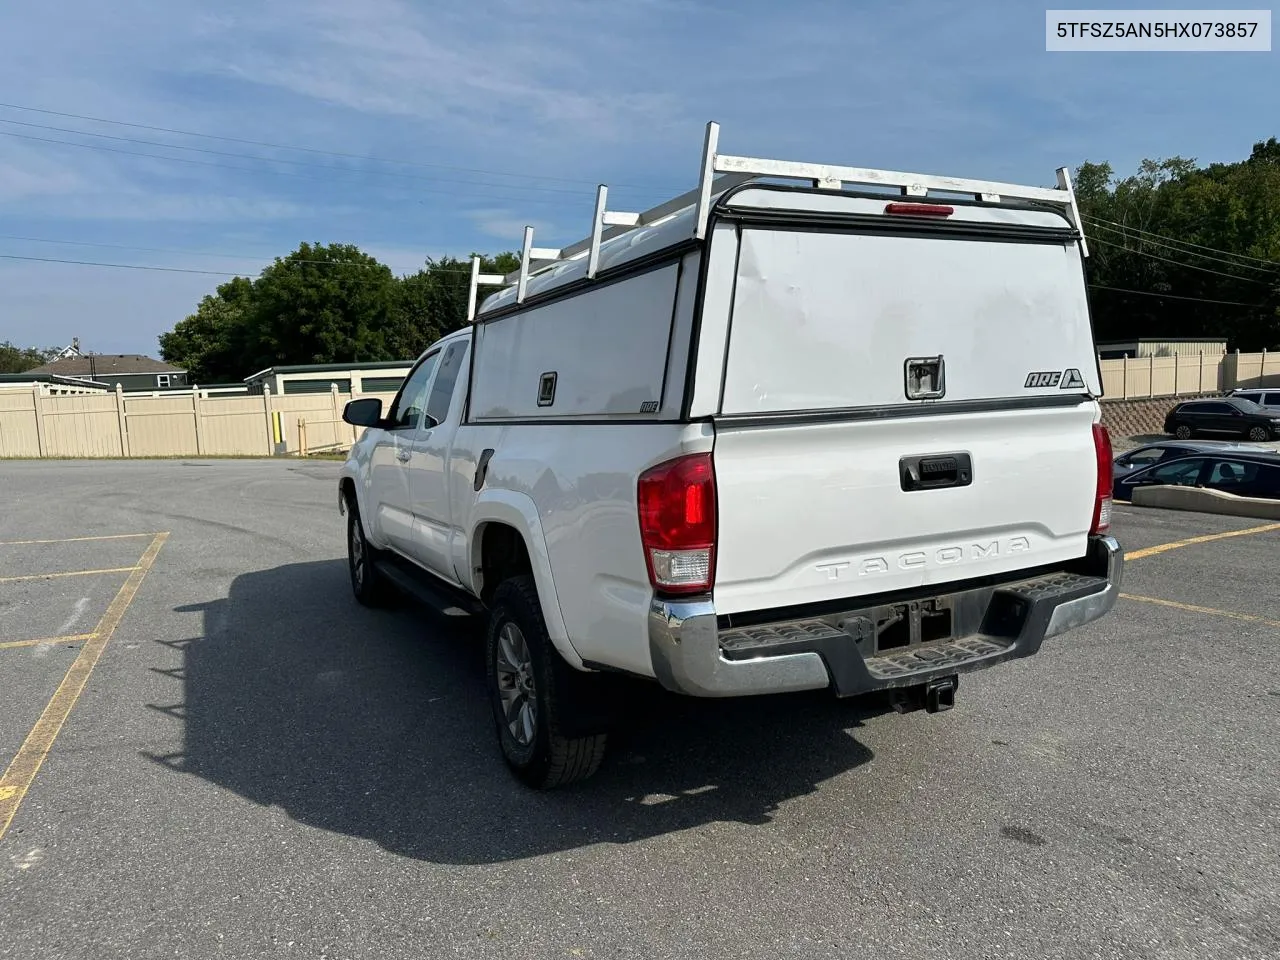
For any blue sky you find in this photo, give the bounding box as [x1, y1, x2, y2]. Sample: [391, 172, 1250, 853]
[0, 0, 1276, 357]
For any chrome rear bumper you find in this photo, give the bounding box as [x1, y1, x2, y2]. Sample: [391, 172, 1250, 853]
[648, 535, 1123, 698]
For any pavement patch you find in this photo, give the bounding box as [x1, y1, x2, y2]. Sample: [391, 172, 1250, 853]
[0, 537, 162, 581]
[1120, 593, 1280, 629]
[0, 634, 94, 651]
[0, 460, 1277, 960]
[1124, 520, 1280, 561]
[0, 532, 167, 841]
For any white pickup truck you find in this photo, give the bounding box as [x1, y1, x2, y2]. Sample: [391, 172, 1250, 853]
[338, 123, 1123, 788]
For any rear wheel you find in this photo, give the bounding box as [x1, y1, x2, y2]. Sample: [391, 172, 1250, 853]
[1174, 424, 1193, 440]
[486, 575, 607, 788]
[1247, 426, 1271, 442]
[346, 495, 393, 607]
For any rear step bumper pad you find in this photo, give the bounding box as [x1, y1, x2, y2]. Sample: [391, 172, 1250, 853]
[648, 534, 1122, 698]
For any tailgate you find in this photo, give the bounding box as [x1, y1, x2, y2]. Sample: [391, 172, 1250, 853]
[711, 406, 1097, 614]
[706, 216, 1100, 615]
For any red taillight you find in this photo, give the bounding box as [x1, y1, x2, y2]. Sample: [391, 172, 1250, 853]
[1091, 422, 1113, 534]
[637, 453, 716, 595]
[884, 202, 954, 217]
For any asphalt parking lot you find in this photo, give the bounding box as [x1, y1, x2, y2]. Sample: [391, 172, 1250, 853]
[1, 460, 1277, 960]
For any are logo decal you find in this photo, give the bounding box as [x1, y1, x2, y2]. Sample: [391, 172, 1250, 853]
[1025, 371, 1062, 388]
[1024, 368, 1088, 390]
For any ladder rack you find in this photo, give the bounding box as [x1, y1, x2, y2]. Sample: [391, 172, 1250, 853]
[468, 121, 1089, 319]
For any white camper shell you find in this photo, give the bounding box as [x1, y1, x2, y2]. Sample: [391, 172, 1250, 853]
[340, 122, 1122, 789]
[469, 127, 1109, 615]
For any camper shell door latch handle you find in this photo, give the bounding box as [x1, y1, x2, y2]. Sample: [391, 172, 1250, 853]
[905, 356, 945, 400]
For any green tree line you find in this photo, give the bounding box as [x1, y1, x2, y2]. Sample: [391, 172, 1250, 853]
[0, 342, 61, 375]
[1076, 136, 1280, 350]
[5, 137, 1277, 382]
[157, 244, 518, 383]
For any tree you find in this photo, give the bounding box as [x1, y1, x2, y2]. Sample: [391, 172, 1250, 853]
[157, 244, 520, 382]
[1077, 142, 1280, 350]
[159, 276, 254, 383]
[1248, 137, 1280, 166]
[242, 243, 400, 372]
[0, 342, 59, 374]
[389, 251, 520, 359]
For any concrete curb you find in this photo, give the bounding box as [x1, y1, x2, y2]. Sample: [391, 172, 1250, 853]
[1131, 485, 1280, 520]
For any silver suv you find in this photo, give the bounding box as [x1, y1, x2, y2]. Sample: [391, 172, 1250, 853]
[1231, 388, 1280, 410]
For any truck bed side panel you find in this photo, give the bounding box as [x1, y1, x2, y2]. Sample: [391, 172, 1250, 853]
[475, 422, 710, 678]
[470, 263, 681, 421]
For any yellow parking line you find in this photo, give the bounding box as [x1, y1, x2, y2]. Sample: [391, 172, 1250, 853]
[0, 566, 137, 585]
[1124, 521, 1280, 561]
[0, 533, 154, 547]
[1120, 593, 1280, 629]
[0, 532, 168, 841]
[0, 634, 96, 651]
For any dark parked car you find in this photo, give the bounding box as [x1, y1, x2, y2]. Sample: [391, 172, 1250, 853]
[1113, 451, 1280, 502]
[1163, 396, 1280, 442]
[1112, 439, 1270, 481]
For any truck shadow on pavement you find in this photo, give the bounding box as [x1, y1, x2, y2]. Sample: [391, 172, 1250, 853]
[157, 559, 879, 865]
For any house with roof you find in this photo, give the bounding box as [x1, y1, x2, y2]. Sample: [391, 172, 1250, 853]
[26, 343, 188, 392]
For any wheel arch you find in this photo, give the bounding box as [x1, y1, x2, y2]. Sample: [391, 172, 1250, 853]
[469, 491, 582, 669]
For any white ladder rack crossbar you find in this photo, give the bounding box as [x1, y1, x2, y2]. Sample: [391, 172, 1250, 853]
[466, 256, 507, 324]
[473, 121, 1088, 320]
[497, 172, 754, 287]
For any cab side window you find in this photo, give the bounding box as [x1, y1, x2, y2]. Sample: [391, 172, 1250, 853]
[425, 341, 468, 426]
[387, 353, 439, 430]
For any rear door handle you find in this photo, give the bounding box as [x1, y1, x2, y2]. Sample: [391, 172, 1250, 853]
[900, 452, 972, 492]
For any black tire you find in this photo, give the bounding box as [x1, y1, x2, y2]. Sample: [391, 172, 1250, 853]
[1174, 424, 1193, 440]
[1247, 425, 1271, 442]
[486, 575, 607, 789]
[346, 495, 393, 607]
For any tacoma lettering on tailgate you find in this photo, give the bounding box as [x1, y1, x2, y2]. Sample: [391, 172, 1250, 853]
[814, 536, 1032, 581]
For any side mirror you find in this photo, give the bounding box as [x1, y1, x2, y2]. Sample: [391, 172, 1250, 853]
[343, 397, 383, 427]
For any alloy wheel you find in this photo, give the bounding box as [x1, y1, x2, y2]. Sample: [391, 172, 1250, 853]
[495, 622, 538, 746]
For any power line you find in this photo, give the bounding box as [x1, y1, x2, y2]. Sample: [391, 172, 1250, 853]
[1088, 235, 1278, 286]
[0, 234, 511, 273]
[1084, 214, 1280, 268]
[11, 244, 1263, 310]
[0, 253, 235, 276]
[0, 250, 496, 281]
[0, 130, 604, 208]
[1084, 218, 1280, 274]
[1088, 283, 1263, 307]
[0, 233, 312, 262]
[0, 100, 681, 192]
[0, 118, 605, 197]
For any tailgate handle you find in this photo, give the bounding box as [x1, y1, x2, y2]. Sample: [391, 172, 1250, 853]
[900, 453, 972, 492]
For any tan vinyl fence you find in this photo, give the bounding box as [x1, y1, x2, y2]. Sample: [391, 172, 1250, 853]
[4, 350, 1280, 458]
[0, 384, 397, 459]
[1098, 349, 1279, 400]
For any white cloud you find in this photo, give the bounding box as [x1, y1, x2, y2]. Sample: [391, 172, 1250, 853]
[201, 0, 682, 147]
[0, 0, 1276, 356]
[465, 209, 558, 245]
